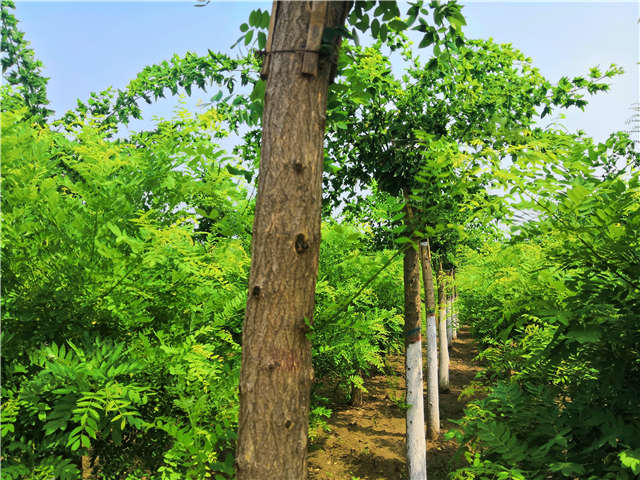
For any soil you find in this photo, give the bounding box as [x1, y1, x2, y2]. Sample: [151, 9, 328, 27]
[307, 328, 482, 480]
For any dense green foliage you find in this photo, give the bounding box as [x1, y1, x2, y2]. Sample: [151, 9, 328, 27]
[0, 96, 410, 478]
[1, 99, 250, 479]
[323, 33, 620, 267]
[451, 130, 640, 479]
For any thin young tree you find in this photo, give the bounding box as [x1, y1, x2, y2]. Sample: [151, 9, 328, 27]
[438, 262, 450, 393]
[452, 268, 458, 340]
[403, 196, 427, 479]
[420, 239, 440, 440]
[404, 241, 427, 479]
[446, 269, 454, 345]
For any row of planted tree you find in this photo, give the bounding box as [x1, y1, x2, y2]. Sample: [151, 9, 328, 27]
[2, 0, 639, 479]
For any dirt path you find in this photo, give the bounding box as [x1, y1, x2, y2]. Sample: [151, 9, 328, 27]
[308, 329, 482, 480]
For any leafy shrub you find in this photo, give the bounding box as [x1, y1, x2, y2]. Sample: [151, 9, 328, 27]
[452, 131, 640, 479]
[1, 98, 249, 479]
[2, 338, 150, 480]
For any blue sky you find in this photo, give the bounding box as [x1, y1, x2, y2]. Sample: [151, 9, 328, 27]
[11, 1, 639, 143]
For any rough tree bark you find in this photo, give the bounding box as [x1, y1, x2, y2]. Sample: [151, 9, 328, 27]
[420, 239, 440, 441]
[403, 243, 427, 480]
[437, 262, 450, 393]
[81, 454, 93, 479]
[236, 2, 351, 478]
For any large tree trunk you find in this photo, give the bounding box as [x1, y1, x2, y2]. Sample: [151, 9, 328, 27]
[420, 239, 440, 441]
[236, 2, 351, 478]
[403, 244, 427, 480]
[437, 263, 450, 393]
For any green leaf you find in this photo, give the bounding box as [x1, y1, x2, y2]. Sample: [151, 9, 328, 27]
[44, 419, 67, 435]
[419, 34, 432, 49]
[370, 18, 380, 38]
[257, 31, 267, 50]
[391, 211, 405, 222]
[620, 449, 640, 475]
[379, 23, 388, 42]
[447, 11, 467, 30]
[107, 223, 122, 238]
[350, 27, 360, 47]
[244, 30, 254, 46]
[356, 14, 369, 31]
[565, 326, 601, 343]
[388, 19, 407, 32]
[261, 10, 270, 29]
[248, 10, 259, 27]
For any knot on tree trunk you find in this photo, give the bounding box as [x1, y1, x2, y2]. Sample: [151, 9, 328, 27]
[294, 233, 309, 254]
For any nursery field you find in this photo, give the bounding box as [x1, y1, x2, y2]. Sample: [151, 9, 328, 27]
[2, 1, 638, 479]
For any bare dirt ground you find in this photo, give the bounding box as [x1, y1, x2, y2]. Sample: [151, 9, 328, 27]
[308, 328, 482, 480]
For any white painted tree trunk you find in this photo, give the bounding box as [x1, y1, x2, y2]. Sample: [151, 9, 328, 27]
[452, 298, 458, 340]
[406, 339, 427, 480]
[419, 240, 439, 441]
[425, 312, 439, 439]
[402, 203, 427, 480]
[438, 302, 450, 392]
[452, 270, 458, 340]
[446, 294, 453, 345]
